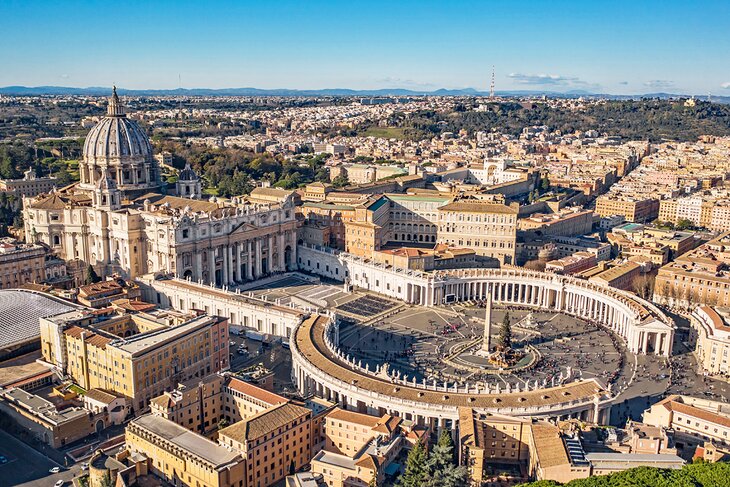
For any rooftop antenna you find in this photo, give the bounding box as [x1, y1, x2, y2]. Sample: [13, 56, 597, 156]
[489, 65, 495, 99]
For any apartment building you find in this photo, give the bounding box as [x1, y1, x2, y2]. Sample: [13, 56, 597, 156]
[654, 233, 730, 308]
[643, 395, 730, 448]
[518, 207, 594, 237]
[39, 308, 230, 412]
[310, 408, 406, 487]
[595, 196, 659, 223]
[0, 238, 50, 289]
[126, 414, 245, 487]
[218, 402, 312, 487]
[437, 197, 518, 264]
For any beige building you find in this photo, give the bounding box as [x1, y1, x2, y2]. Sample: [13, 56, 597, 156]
[518, 207, 594, 237]
[126, 414, 245, 487]
[0, 387, 101, 448]
[39, 307, 230, 413]
[642, 395, 730, 449]
[0, 238, 50, 289]
[654, 233, 730, 308]
[595, 196, 659, 223]
[437, 197, 518, 264]
[218, 402, 312, 487]
[310, 408, 407, 487]
[0, 169, 57, 197]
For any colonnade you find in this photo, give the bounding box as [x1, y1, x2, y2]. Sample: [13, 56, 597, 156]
[290, 315, 612, 432]
[181, 231, 295, 287]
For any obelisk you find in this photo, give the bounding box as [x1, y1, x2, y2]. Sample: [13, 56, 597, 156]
[482, 283, 493, 353]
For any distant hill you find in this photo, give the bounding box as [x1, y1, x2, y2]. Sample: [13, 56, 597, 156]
[1, 85, 729, 103]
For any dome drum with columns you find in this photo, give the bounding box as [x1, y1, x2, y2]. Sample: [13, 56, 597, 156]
[80, 87, 161, 196]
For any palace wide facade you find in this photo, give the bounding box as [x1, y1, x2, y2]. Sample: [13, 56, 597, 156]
[23, 89, 297, 283]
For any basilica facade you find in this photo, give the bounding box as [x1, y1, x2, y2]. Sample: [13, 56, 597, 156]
[23, 89, 298, 284]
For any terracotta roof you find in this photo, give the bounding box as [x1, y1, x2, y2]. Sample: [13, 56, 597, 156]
[79, 280, 122, 297]
[667, 398, 730, 429]
[530, 423, 570, 468]
[219, 402, 310, 442]
[373, 415, 401, 434]
[30, 193, 67, 210]
[85, 388, 119, 404]
[355, 454, 378, 470]
[226, 377, 288, 407]
[149, 394, 175, 410]
[326, 408, 381, 428]
[63, 326, 111, 349]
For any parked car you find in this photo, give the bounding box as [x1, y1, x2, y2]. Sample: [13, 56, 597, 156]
[54, 481, 65, 487]
[49, 467, 61, 474]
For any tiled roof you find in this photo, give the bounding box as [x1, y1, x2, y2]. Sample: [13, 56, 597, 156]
[219, 403, 310, 442]
[326, 408, 381, 428]
[85, 388, 119, 404]
[226, 377, 288, 407]
[530, 423, 570, 468]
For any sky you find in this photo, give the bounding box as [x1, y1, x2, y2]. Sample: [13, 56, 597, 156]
[1, 0, 729, 95]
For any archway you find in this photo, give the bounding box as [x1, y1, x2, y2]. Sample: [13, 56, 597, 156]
[183, 269, 193, 280]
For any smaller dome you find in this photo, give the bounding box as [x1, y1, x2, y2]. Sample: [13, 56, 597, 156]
[178, 163, 199, 181]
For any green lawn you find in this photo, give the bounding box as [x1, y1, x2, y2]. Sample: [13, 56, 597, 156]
[361, 127, 408, 140]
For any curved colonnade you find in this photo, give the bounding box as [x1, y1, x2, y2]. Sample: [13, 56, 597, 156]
[292, 247, 676, 429]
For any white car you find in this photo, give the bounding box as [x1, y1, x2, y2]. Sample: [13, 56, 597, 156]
[49, 467, 61, 474]
[54, 481, 64, 487]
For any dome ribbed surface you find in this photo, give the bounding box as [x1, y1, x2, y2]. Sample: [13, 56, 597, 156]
[83, 116, 153, 162]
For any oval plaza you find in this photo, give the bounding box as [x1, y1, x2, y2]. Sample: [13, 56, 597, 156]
[291, 244, 675, 431]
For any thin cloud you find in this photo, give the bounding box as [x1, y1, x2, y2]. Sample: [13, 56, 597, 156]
[377, 77, 437, 89]
[507, 73, 581, 86]
[721, 82, 730, 89]
[643, 80, 674, 89]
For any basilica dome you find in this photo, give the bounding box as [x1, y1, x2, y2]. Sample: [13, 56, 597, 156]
[78, 87, 161, 195]
[82, 112, 153, 163]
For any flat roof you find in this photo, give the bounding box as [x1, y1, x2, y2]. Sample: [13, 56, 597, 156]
[130, 414, 240, 467]
[114, 314, 214, 355]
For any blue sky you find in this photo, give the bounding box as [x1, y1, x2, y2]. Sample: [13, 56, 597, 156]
[1, 0, 728, 94]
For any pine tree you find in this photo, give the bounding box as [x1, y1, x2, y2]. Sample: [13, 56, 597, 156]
[398, 440, 428, 487]
[423, 431, 469, 487]
[85, 264, 100, 285]
[498, 311, 512, 350]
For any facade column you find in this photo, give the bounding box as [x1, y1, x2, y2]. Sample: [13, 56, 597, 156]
[278, 233, 286, 271]
[194, 252, 202, 281]
[222, 246, 229, 285]
[255, 239, 263, 278]
[246, 240, 253, 280]
[227, 244, 234, 283]
[208, 249, 216, 285]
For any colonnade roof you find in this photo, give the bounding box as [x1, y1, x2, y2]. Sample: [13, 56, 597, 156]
[294, 315, 607, 411]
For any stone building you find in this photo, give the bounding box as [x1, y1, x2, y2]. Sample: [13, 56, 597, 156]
[23, 88, 298, 283]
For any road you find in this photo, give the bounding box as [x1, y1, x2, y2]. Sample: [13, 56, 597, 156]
[0, 429, 81, 487]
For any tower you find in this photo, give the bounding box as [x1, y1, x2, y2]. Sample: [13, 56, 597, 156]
[482, 283, 493, 352]
[489, 65, 495, 99]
